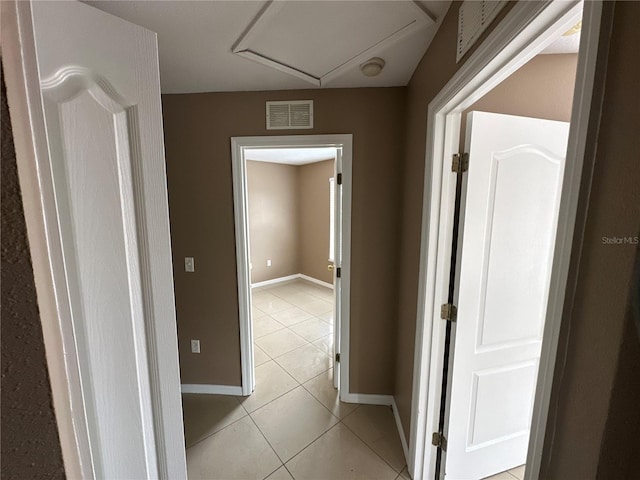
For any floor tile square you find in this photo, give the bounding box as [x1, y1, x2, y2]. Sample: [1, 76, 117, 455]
[182, 394, 247, 448]
[483, 472, 517, 480]
[251, 386, 338, 462]
[186, 416, 281, 480]
[269, 307, 313, 327]
[252, 291, 280, 306]
[264, 465, 294, 479]
[254, 344, 270, 366]
[256, 329, 308, 358]
[289, 317, 333, 342]
[254, 315, 285, 338]
[301, 287, 334, 301]
[311, 334, 333, 356]
[298, 299, 333, 316]
[398, 466, 411, 479]
[285, 423, 397, 480]
[343, 405, 407, 472]
[275, 343, 332, 383]
[237, 361, 297, 413]
[509, 465, 525, 479]
[268, 284, 303, 298]
[317, 310, 334, 323]
[252, 305, 268, 319]
[257, 298, 295, 314]
[303, 369, 358, 419]
[280, 291, 320, 306]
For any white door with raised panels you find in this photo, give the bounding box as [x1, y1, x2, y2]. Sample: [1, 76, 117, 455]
[14, 1, 186, 477]
[444, 112, 569, 479]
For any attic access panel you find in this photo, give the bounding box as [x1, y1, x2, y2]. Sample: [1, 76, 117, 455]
[233, 1, 434, 87]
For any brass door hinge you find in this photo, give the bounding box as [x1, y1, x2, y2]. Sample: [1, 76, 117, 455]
[452, 153, 469, 174]
[441, 303, 457, 322]
[432, 432, 447, 451]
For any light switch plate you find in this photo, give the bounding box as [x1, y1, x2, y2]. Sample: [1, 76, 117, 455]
[185, 257, 195, 272]
[191, 339, 200, 353]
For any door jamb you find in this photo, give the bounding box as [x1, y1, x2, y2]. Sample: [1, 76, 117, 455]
[230, 134, 353, 399]
[408, 1, 603, 479]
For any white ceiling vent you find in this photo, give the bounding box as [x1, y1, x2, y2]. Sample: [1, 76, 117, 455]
[457, 1, 506, 62]
[266, 100, 314, 130]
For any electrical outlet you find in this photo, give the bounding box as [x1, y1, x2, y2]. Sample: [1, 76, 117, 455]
[191, 339, 200, 353]
[185, 257, 195, 272]
[267, 259, 272, 267]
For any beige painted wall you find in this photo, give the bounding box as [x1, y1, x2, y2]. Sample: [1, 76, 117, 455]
[246, 159, 334, 286]
[394, 0, 517, 439]
[163, 87, 405, 388]
[460, 53, 578, 150]
[247, 161, 300, 283]
[299, 159, 334, 285]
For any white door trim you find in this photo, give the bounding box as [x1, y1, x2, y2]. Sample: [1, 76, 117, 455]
[230, 134, 353, 399]
[1, 1, 187, 478]
[408, 1, 603, 479]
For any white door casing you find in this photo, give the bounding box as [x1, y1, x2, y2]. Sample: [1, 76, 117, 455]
[3, 1, 186, 478]
[444, 112, 569, 479]
[231, 135, 353, 399]
[332, 148, 343, 389]
[408, 2, 602, 478]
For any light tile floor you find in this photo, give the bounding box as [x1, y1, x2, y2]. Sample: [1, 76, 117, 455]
[484, 465, 526, 480]
[183, 279, 408, 479]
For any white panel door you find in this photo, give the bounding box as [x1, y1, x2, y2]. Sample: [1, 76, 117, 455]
[23, 1, 186, 478]
[444, 112, 569, 479]
[333, 148, 343, 389]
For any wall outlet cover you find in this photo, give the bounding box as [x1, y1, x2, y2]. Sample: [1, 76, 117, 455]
[190, 339, 200, 353]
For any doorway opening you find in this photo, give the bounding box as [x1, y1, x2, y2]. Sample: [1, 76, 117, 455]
[230, 135, 353, 399]
[408, 1, 602, 480]
[247, 148, 337, 397]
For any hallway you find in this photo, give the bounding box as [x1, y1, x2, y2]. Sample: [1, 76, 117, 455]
[183, 280, 408, 479]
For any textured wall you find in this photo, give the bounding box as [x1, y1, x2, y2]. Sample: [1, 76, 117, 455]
[1, 70, 65, 479]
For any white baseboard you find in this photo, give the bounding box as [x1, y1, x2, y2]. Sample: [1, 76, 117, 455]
[391, 397, 410, 467]
[181, 384, 243, 395]
[341, 393, 393, 406]
[251, 274, 300, 289]
[252, 273, 334, 290]
[299, 274, 334, 290]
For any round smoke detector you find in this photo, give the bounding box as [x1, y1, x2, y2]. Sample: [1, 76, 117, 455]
[360, 57, 386, 77]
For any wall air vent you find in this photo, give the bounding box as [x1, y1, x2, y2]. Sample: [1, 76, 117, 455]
[457, 1, 507, 62]
[266, 100, 314, 130]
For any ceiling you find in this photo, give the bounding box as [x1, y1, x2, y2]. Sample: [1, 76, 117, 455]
[86, 1, 451, 94]
[245, 148, 336, 166]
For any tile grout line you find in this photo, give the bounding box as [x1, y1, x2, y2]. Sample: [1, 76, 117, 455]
[245, 406, 288, 472]
[249, 280, 337, 478]
[247, 382, 341, 477]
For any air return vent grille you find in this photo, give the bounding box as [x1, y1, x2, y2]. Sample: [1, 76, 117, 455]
[266, 100, 314, 130]
[457, 1, 506, 62]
